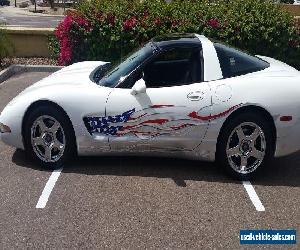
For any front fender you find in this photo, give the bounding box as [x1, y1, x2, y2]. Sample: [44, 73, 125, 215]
[0, 82, 112, 150]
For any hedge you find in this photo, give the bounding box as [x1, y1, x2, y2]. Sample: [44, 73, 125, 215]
[0, 29, 13, 66]
[51, 0, 300, 70]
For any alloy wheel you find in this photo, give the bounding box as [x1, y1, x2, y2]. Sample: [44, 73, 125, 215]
[226, 122, 266, 174]
[31, 115, 66, 163]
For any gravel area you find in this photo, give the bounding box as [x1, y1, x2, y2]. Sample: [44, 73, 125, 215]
[0, 57, 58, 71]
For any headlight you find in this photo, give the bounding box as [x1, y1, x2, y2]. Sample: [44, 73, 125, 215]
[0, 122, 11, 133]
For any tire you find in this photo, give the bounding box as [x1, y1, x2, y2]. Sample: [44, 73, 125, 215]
[216, 112, 274, 180]
[24, 105, 76, 169]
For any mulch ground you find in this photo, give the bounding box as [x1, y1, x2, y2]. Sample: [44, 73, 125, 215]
[0, 57, 58, 71]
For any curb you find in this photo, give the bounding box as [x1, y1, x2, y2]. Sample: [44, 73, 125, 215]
[0, 7, 65, 18]
[0, 27, 55, 34]
[0, 64, 63, 84]
[17, 11, 64, 18]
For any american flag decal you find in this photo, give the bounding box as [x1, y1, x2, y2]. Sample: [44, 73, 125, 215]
[84, 108, 135, 135]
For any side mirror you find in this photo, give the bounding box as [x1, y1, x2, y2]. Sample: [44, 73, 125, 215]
[130, 78, 146, 95]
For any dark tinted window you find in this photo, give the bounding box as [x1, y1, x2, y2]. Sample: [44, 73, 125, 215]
[98, 42, 156, 87]
[142, 47, 202, 88]
[214, 43, 269, 78]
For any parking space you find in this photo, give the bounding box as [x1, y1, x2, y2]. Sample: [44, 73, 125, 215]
[0, 72, 299, 248]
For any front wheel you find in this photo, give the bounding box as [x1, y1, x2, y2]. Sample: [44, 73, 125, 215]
[24, 105, 76, 169]
[216, 113, 274, 180]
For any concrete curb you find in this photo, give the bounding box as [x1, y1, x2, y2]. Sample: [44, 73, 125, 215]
[0, 27, 55, 34]
[0, 64, 63, 84]
[16, 11, 64, 18]
[0, 6, 65, 18]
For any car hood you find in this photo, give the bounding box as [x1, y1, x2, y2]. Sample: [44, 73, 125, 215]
[3, 61, 111, 109]
[29, 61, 109, 89]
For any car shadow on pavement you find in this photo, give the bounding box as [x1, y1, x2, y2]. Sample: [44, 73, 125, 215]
[12, 149, 300, 188]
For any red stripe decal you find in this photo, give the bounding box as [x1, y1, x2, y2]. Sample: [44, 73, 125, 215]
[188, 104, 242, 121]
[170, 123, 194, 130]
[121, 118, 169, 130]
[128, 113, 146, 121]
[150, 104, 175, 108]
[280, 116, 292, 122]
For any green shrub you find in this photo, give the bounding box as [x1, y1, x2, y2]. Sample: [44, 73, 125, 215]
[53, 0, 300, 69]
[0, 29, 14, 66]
[48, 34, 59, 60]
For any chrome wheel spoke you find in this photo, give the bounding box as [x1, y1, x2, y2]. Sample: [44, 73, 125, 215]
[53, 139, 64, 150]
[37, 119, 48, 133]
[32, 136, 44, 146]
[44, 145, 53, 161]
[248, 128, 260, 141]
[240, 156, 248, 169]
[49, 121, 60, 134]
[227, 145, 240, 157]
[236, 127, 246, 142]
[251, 148, 264, 161]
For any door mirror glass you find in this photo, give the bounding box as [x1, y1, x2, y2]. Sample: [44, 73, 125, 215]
[131, 78, 146, 95]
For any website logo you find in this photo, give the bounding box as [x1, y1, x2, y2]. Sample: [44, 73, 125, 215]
[240, 230, 296, 244]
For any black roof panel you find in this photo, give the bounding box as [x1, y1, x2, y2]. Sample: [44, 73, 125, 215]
[151, 33, 201, 50]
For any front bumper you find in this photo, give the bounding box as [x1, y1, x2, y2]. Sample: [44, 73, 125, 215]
[0, 114, 25, 150]
[0, 122, 11, 133]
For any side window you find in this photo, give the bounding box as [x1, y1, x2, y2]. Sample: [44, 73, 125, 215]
[214, 43, 269, 79]
[143, 47, 202, 88]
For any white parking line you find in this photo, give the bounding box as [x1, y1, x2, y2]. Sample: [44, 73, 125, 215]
[36, 168, 63, 209]
[242, 181, 265, 212]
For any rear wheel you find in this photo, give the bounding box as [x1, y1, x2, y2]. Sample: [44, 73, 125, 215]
[216, 113, 274, 180]
[24, 105, 76, 169]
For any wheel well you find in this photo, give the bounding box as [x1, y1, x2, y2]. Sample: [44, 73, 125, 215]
[22, 100, 77, 153]
[217, 105, 277, 149]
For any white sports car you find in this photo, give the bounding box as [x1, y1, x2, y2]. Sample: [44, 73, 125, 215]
[1, 34, 300, 179]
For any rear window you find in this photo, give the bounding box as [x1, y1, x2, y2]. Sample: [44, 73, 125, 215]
[214, 43, 269, 79]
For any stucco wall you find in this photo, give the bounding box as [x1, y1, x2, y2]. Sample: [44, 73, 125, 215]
[294, 16, 300, 34]
[281, 4, 300, 16]
[1, 27, 54, 57]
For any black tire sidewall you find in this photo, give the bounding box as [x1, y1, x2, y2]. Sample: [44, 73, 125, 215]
[216, 112, 274, 180]
[24, 105, 76, 169]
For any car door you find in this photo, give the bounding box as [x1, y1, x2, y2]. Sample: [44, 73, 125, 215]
[105, 46, 212, 152]
[105, 82, 211, 152]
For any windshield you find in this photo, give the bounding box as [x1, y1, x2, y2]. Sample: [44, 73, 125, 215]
[98, 42, 157, 87]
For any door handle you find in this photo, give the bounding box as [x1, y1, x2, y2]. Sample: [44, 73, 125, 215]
[187, 91, 205, 101]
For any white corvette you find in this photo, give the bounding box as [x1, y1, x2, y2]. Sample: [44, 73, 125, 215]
[1, 34, 300, 179]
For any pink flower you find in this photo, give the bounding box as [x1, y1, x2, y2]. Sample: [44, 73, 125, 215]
[206, 18, 220, 28]
[153, 18, 161, 26]
[289, 39, 299, 48]
[106, 13, 116, 26]
[58, 36, 72, 66]
[143, 10, 149, 17]
[74, 16, 92, 32]
[123, 16, 137, 31]
[171, 19, 179, 28]
[54, 12, 93, 65]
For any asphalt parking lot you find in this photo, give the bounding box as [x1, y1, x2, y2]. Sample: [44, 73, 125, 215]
[0, 71, 299, 248]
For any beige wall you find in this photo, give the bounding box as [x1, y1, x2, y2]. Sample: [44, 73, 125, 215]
[294, 16, 300, 34]
[1, 28, 54, 58]
[281, 4, 300, 17]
